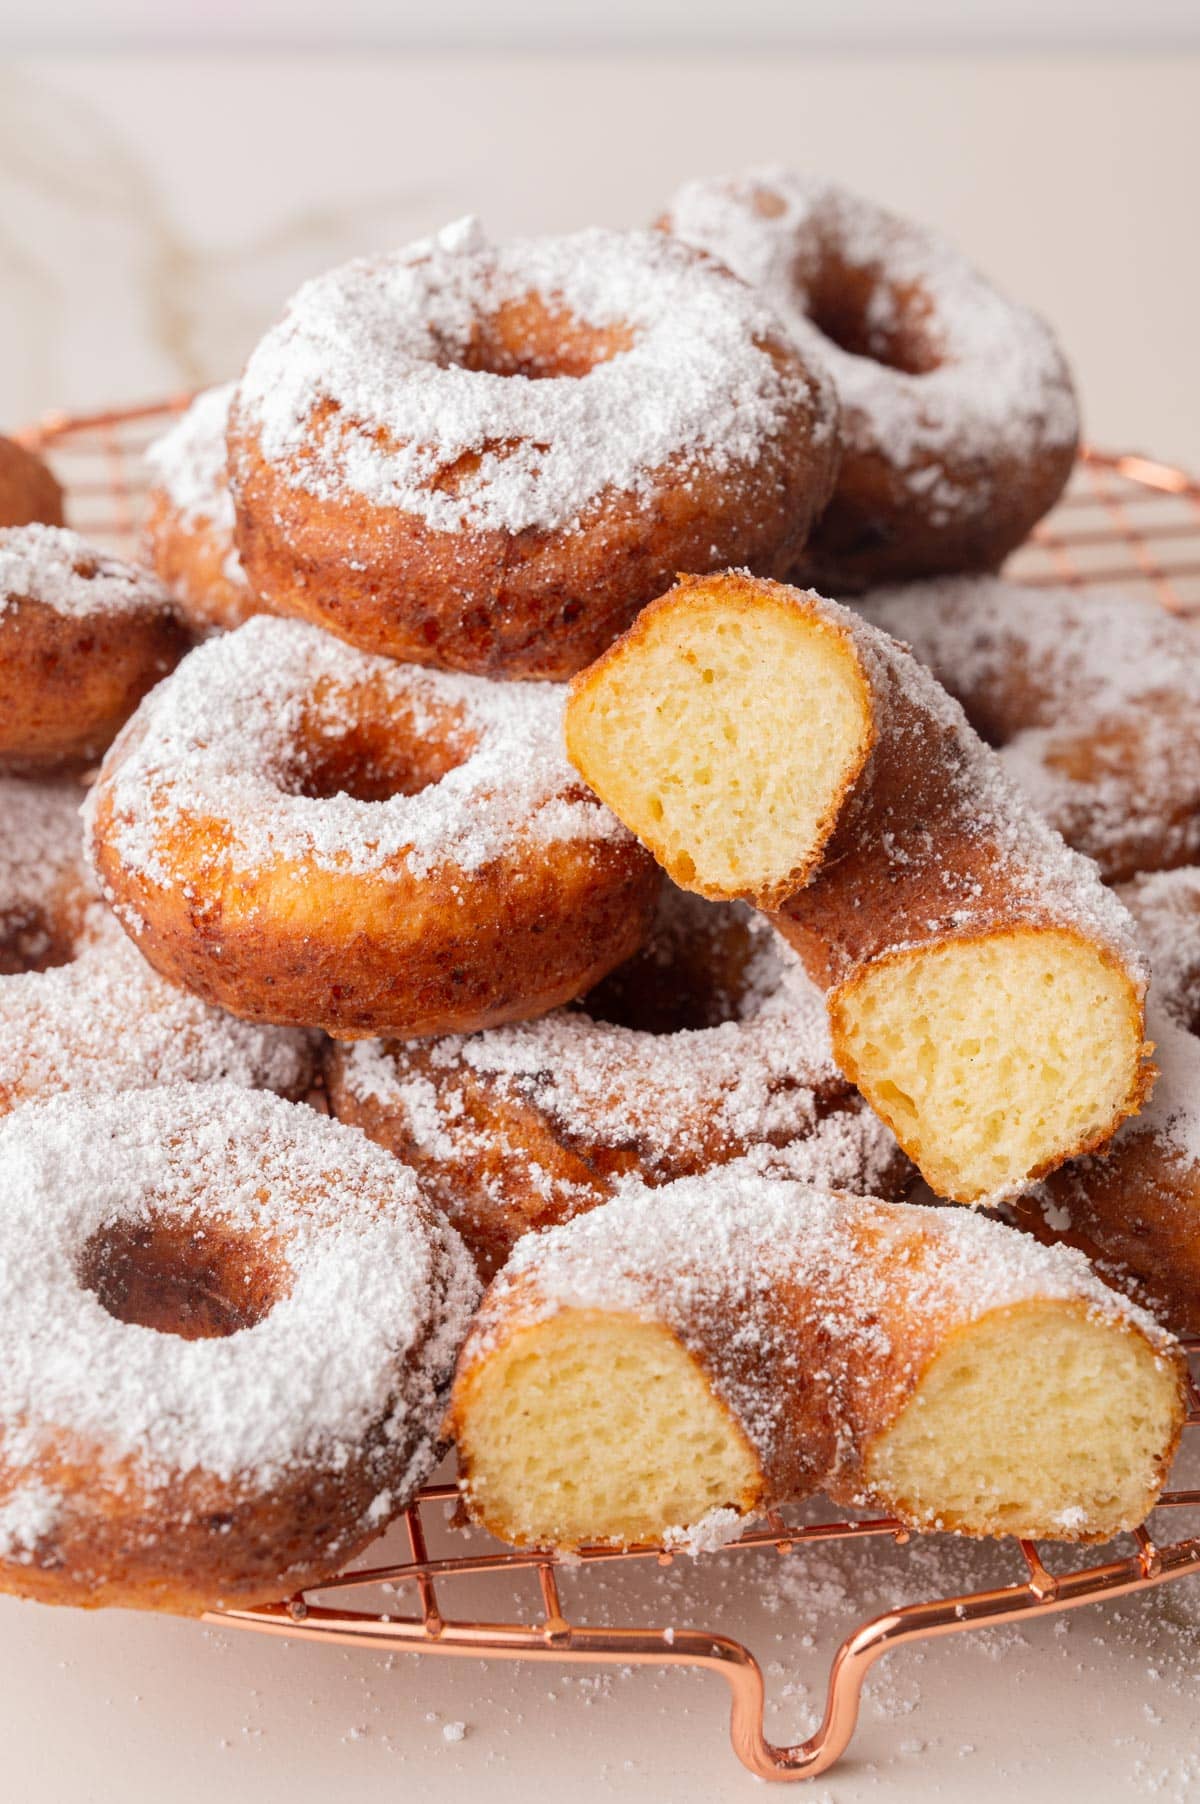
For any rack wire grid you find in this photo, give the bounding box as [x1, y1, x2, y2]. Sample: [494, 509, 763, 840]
[16, 397, 1200, 1783]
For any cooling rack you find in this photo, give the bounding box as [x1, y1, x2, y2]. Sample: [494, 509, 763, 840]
[16, 397, 1200, 1783]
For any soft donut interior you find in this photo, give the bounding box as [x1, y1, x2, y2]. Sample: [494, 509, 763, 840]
[455, 1311, 761, 1548]
[832, 928, 1145, 1202]
[566, 576, 874, 902]
[865, 1301, 1180, 1538]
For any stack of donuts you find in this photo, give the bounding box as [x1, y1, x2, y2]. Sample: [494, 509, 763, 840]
[0, 173, 1195, 1617]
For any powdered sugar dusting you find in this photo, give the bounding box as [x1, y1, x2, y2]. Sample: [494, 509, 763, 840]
[0, 776, 314, 1107]
[2, 904, 316, 1109]
[0, 1481, 62, 1562]
[335, 892, 909, 1244]
[0, 1084, 479, 1488]
[233, 220, 822, 535]
[145, 383, 249, 586]
[813, 588, 1145, 976]
[0, 525, 175, 622]
[476, 1170, 1174, 1484]
[0, 777, 88, 964]
[664, 170, 1078, 503]
[86, 614, 628, 888]
[861, 576, 1200, 881]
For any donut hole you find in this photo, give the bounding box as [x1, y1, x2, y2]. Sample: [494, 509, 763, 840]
[282, 698, 475, 804]
[80, 1218, 286, 1341]
[461, 297, 635, 381]
[805, 265, 941, 376]
[0, 907, 77, 975]
[580, 899, 773, 1035]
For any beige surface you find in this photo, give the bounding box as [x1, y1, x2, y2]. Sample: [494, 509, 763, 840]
[1, 48, 1199, 1804]
[1, 52, 1199, 473]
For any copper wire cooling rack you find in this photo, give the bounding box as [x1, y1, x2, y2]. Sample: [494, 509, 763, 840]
[17, 398, 1200, 1783]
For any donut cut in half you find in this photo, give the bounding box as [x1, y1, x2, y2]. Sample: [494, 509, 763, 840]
[448, 1171, 1186, 1550]
[565, 572, 1152, 1203]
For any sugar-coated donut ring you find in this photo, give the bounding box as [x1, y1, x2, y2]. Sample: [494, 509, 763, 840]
[144, 385, 262, 635]
[325, 886, 912, 1277]
[0, 1084, 479, 1612]
[565, 572, 1152, 1207]
[1016, 867, 1200, 1336]
[228, 218, 841, 678]
[0, 526, 189, 773]
[86, 615, 659, 1039]
[860, 577, 1200, 884]
[448, 1169, 1185, 1550]
[0, 436, 63, 530]
[0, 776, 315, 1113]
[662, 171, 1079, 590]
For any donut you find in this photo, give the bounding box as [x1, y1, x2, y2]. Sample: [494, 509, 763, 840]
[0, 436, 63, 530]
[448, 1167, 1186, 1550]
[0, 776, 90, 974]
[661, 170, 1079, 590]
[0, 1084, 479, 1612]
[1016, 867, 1200, 1336]
[86, 614, 659, 1039]
[565, 571, 1152, 1204]
[325, 885, 912, 1277]
[0, 526, 189, 774]
[227, 217, 841, 679]
[144, 385, 261, 634]
[859, 576, 1200, 884]
[0, 776, 315, 1111]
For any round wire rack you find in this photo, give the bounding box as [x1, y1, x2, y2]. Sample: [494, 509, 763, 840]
[16, 397, 1200, 1784]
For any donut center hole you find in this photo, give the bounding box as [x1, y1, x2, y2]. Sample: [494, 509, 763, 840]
[81, 1219, 285, 1340]
[806, 268, 941, 375]
[284, 709, 473, 804]
[0, 907, 78, 975]
[580, 906, 774, 1035]
[462, 297, 635, 380]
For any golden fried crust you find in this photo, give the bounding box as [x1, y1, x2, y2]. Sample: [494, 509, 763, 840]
[449, 1210, 1186, 1548]
[230, 417, 839, 681]
[0, 1430, 407, 1614]
[0, 437, 63, 530]
[143, 489, 261, 634]
[796, 432, 1076, 593]
[0, 597, 189, 773]
[88, 774, 660, 1039]
[1014, 1136, 1200, 1338]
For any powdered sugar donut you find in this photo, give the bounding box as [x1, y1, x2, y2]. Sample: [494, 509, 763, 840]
[228, 219, 840, 678]
[662, 171, 1079, 590]
[449, 1168, 1184, 1550]
[86, 615, 659, 1039]
[0, 1084, 479, 1612]
[325, 887, 912, 1276]
[0, 437, 63, 530]
[0, 775, 315, 1111]
[0, 777, 91, 974]
[1017, 866, 1200, 1335]
[0, 526, 188, 773]
[861, 576, 1200, 884]
[144, 385, 261, 634]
